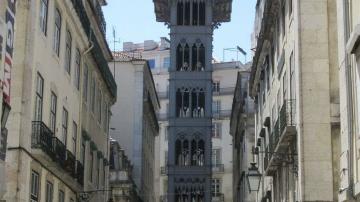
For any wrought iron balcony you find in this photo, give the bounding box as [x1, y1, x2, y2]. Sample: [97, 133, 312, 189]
[264, 100, 297, 175]
[157, 112, 169, 121]
[212, 193, 224, 202]
[160, 166, 168, 175]
[212, 164, 225, 173]
[212, 110, 232, 119]
[213, 87, 235, 96]
[160, 195, 168, 202]
[31, 121, 55, 159]
[87, 0, 106, 35]
[76, 161, 84, 186]
[157, 91, 169, 99]
[53, 137, 66, 167]
[65, 150, 76, 177]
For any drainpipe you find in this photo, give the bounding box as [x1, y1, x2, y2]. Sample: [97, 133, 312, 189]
[343, 0, 355, 199]
[78, 32, 93, 192]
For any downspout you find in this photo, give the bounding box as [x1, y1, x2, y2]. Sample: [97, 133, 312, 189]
[295, 0, 304, 201]
[343, 0, 355, 199]
[78, 32, 93, 192]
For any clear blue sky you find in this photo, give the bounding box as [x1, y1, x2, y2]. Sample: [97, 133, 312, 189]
[103, 0, 256, 62]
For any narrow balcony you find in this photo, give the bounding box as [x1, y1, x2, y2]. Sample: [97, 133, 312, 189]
[213, 110, 232, 120]
[264, 100, 296, 175]
[31, 121, 55, 160]
[212, 164, 225, 173]
[160, 166, 168, 176]
[212, 193, 224, 202]
[76, 161, 84, 186]
[213, 87, 235, 96]
[157, 91, 169, 99]
[65, 150, 76, 177]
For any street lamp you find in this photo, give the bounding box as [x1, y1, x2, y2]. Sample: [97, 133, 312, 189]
[246, 162, 262, 193]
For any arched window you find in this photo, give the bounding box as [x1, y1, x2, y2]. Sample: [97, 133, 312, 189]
[184, 1, 191, 25]
[192, 1, 199, 25]
[199, 44, 205, 70]
[175, 140, 182, 165]
[192, 44, 198, 71]
[198, 140, 205, 166]
[176, 44, 183, 71]
[177, 2, 184, 25]
[191, 139, 197, 165]
[177, 87, 205, 118]
[199, 2, 206, 25]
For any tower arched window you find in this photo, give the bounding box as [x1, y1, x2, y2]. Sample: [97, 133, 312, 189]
[177, 2, 184, 25]
[177, 87, 205, 118]
[177, 0, 205, 26]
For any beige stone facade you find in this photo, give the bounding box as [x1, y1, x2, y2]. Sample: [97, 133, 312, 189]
[109, 54, 160, 202]
[249, 0, 340, 201]
[2, 0, 116, 201]
[336, 0, 360, 201]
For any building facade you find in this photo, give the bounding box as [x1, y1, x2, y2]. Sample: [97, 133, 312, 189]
[0, 0, 16, 200]
[109, 139, 142, 202]
[3, 0, 116, 201]
[336, 0, 360, 201]
[230, 70, 256, 202]
[109, 55, 159, 202]
[152, 1, 232, 201]
[249, 0, 340, 201]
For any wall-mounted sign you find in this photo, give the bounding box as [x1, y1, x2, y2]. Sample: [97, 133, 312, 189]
[3, 0, 16, 105]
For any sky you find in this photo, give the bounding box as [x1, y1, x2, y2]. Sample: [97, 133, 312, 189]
[103, 0, 256, 63]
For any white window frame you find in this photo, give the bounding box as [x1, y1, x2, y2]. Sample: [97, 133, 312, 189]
[30, 170, 40, 202]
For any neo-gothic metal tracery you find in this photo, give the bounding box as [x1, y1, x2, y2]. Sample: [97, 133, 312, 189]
[176, 87, 205, 118]
[177, 0, 205, 26]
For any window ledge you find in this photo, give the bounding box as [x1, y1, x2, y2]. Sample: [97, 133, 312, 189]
[346, 24, 360, 54]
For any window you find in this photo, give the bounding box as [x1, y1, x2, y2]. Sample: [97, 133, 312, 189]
[81, 136, 85, 165]
[290, 52, 295, 100]
[91, 78, 96, 112]
[283, 71, 287, 101]
[212, 178, 221, 196]
[65, 30, 72, 74]
[62, 108, 68, 145]
[58, 190, 65, 202]
[163, 57, 170, 69]
[74, 49, 80, 89]
[83, 64, 89, 102]
[212, 149, 221, 165]
[72, 122, 77, 154]
[34, 73, 44, 121]
[212, 81, 220, 93]
[289, 0, 293, 15]
[103, 103, 108, 130]
[98, 90, 102, 123]
[212, 122, 222, 138]
[30, 170, 40, 202]
[212, 100, 221, 114]
[148, 59, 155, 69]
[39, 0, 49, 34]
[45, 181, 53, 202]
[89, 151, 93, 182]
[97, 158, 100, 188]
[49, 92, 57, 132]
[53, 9, 61, 56]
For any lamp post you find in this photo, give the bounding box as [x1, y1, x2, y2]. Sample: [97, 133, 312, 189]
[246, 162, 262, 193]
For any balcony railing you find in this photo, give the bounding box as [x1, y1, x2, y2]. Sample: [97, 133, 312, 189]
[157, 113, 169, 121]
[160, 166, 168, 175]
[65, 150, 76, 177]
[76, 161, 84, 185]
[212, 110, 232, 119]
[264, 99, 296, 175]
[32, 121, 55, 159]
[212, 193, 225, 202]
[213, 87, 235, 96]
[160, 195, 168, 202]
[32, 121, 81, 185]
[157, 91, 169, 99]
[212, 164, 225, 173]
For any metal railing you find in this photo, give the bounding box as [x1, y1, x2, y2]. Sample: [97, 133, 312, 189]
[32, 121, 55, 159]
[65, 150, 76, 177]
[212, 164, 225, 173]
[76, 161, 84, 185]
[213, 87, 235, 95]
[212, 110, 232, 119]
[157, 91, 169, 99]
[279, 99, 296, 135]
[212, 193, 225, 202]
[160, 166, 168, 175]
